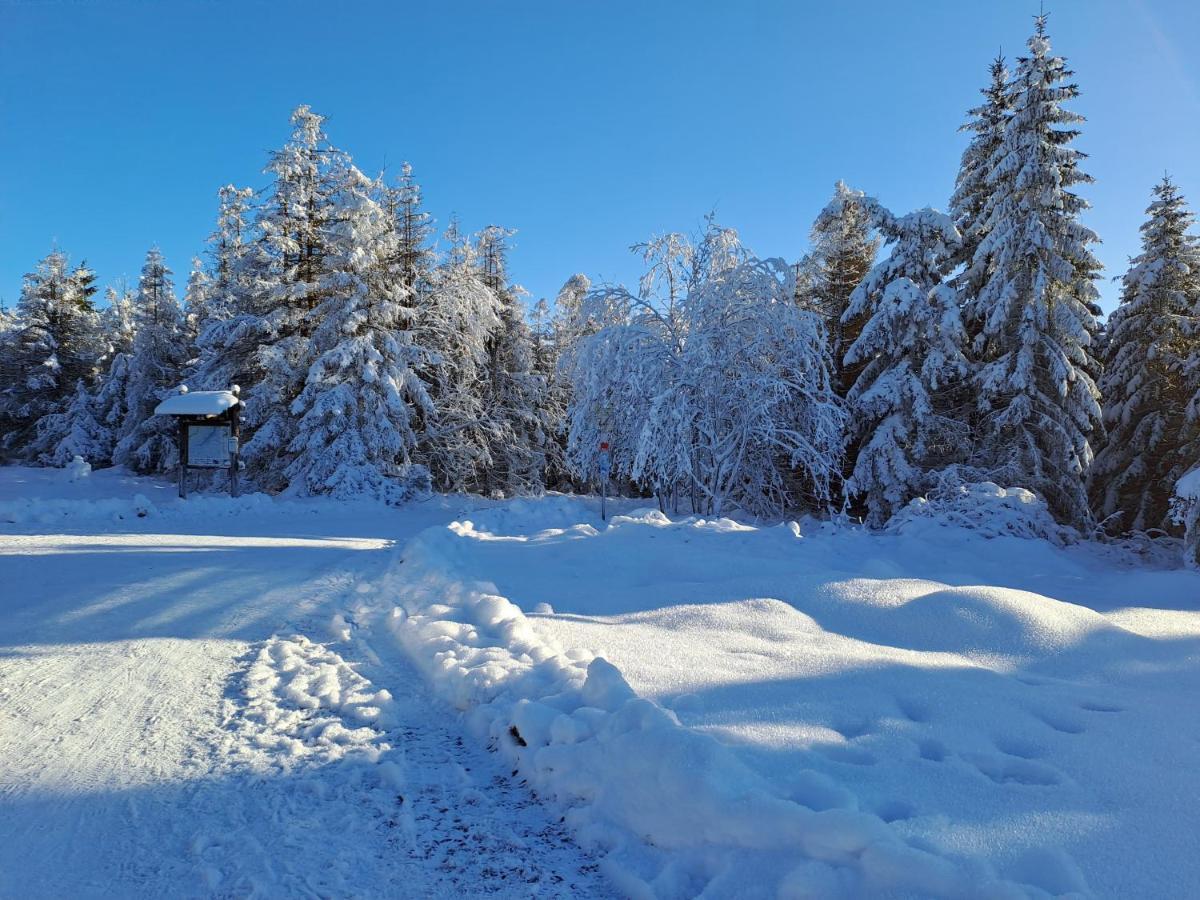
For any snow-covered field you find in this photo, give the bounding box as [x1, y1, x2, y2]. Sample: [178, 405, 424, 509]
[2, 467, 1198, 898]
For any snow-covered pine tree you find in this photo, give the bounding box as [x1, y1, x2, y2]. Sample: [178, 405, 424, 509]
[477, 225, 546, 495]
[284, 166, 434, 502]
[386, 162, 435, 300]
[112, 248, 187, 473]
[182, 258, 212, 360]
[92, 352, 133, 464]
[1091, 177, 1200, 533]
[949, 55, 1012, 330]
[415, 221, 502, 492]
[968, 16, 1103, 527]
[190, 184, 257, 391]
[28, 378, 111, 467]
[842, 204, 970, 525]
[203, 107, 351, 489]
[100, 283, 137, 359]
[801, 182, 880, 396]
[0, 250, 102, 458]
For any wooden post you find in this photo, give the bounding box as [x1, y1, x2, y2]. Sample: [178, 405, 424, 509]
[178, 419, 189, 499]
[229, 402, 241, 498]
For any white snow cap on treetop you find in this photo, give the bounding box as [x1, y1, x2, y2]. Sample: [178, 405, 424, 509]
[154, 388, 240, 416]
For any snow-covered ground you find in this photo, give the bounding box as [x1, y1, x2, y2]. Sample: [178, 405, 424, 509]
[2, 468, 1198, 898]
[0, 467, 606, 898]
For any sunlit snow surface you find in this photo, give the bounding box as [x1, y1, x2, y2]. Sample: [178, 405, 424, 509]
[381, 497, 1200, 899]
[2, 467, 1198, 898]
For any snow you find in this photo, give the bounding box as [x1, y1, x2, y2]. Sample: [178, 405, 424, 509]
[153, 389, 239, 417]
[376, 495, 1200, 898]
[3, 468, 1198, 898]
[0, 467, 606, 898]
[1177, 466, 1200, 501]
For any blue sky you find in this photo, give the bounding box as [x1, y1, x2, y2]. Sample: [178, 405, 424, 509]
[2, 0, 1198, 314]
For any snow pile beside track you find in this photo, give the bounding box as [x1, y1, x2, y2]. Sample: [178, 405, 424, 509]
[380, 503, 1037, 899]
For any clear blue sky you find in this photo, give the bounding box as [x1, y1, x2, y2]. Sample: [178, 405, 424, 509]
[2, 0, 1198, 315]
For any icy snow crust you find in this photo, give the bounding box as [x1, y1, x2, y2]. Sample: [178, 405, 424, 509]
[380, 496, 1200, 899]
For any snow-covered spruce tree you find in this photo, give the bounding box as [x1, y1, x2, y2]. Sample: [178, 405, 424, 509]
[182, 257, 212, 360]
[386, 162, 435, 300]
[842, 203, 970, 525]
[967, 17, 1102, 527]
[28, 379, 111, 466]
[230, 107, 349, 490]
[284, 166, 434, 503]
[800, 182, 880, 396]
[91, 352, 133, 464]
[476, 225, 546, 496]
[416, 222, 503, 492]
[100, 283, 137, 359]
[190, 184, 257, 391]
[112, 248, 187, 473]
[0, 250, 103, 458]
[568, 221, 845, 516]
[1091, 178, 1200, 533]
[950, 55, 1012, 328]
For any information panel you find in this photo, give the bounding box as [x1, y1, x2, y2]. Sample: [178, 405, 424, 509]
[187, 424, 232, 468]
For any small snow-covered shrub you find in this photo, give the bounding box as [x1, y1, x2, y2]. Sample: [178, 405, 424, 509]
[886, 480, 1075, 545]
[1172, 468, 1200, 569]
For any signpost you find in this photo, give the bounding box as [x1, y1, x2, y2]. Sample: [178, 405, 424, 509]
[154, 386, 243, 499]
[598, 441, 611, 521]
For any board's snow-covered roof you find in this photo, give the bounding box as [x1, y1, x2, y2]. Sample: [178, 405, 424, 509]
[154, 390, 239, 416]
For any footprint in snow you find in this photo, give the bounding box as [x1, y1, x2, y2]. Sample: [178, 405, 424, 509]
[875, 799, 916, 822]
[1030, 708, 1087, 735]
[967, 752, 1063, 786]
[916, 738, 948, 762]
[993, 734, 1045, 760]
[1078, 699, 1124, 713]
[894, 696, 930, 723]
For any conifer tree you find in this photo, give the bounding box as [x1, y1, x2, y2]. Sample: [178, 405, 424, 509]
[968, 16, 1102, 526]
[1092, 178, 1200, 533]
[285, 166, 434, 502]
[802, 182, 880, 396]
[29, 379, 111, 467]
[235, 106, 349, 488]
[112, 248, 187, 473]
[842, 205, 970, 525]
[950, 55, 1012, 329]
[387, 162, 435, 300]
[477, 225, 546, 495]
[100, 283, 137, 359]
[0, 250, 102, 457]
[191, 184, 256, 391]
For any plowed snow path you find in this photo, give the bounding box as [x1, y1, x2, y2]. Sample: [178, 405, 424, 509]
[0, 511, 608, 898]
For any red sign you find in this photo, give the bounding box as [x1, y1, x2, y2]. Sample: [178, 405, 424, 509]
[600, 442, 610, 450]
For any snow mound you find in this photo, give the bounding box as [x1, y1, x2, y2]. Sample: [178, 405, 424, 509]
[888, 481, 1075, 545]
[380, 519, 1035, 898]
[63, 455, 91, 481]
[235, 635, 394, 767]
